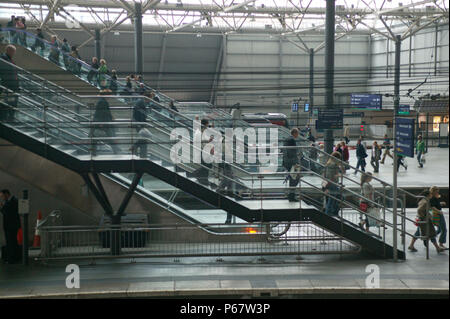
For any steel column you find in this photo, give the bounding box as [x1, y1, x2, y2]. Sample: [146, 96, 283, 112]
[94, 28, 101, 60]
[392, 35, 401, 262]
[134, 1, 143, 76]
[116, 172, 143, 216]
[157, 34, 167, 90]
[434, 23, 438, 76]
[81, 173, 112, 216]
[309, 48, 314, 117]
[92, 173, 113, 215]
[386, 37, 389, 78]
[324, 0, 335, 155]
[409, 35, 412, 77]
[209, 35, 225, 104]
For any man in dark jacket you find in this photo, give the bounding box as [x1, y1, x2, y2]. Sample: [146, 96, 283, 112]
[133, 98, 147, 124]
[355, 138, 367, 174]
[30, 28, 45, 54]
[0, 45, 19, 122]
[283, 128, 300, 202]
[87, 57, 99, 85]
[6, 16, 16, 40]
[61, 38, 71, 69]
[0, 189, 21, 264]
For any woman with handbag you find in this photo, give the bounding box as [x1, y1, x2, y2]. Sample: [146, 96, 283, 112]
[323, 151, 344, 216]
[341, 141, 350, 172]
[359, 172, 376, 232]
[408, 190, 445, 254]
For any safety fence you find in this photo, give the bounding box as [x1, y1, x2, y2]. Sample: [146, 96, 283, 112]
[37, 222, 360, 262]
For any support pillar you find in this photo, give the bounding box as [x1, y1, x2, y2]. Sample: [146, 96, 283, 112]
[134, 2, 143, 76]
[309, 48, 314, 119]
[434, 24, 438, 76]
[94, 29, 101, 60]
[324, 0, 335, 155]
[110, 214, 121, 256]
[392, 35, 401, 262]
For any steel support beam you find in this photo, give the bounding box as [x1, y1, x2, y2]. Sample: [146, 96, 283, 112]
[210, 35, 225, 105]
[134, 1, 143, 76]
[409, 35, 412, 77]
[386, 37, 389, 78]
[94, 28, 101, 59]
[92, 173, 113, 215]
[309, 48, 314, 116]
[434, 23, 438, 76]
[116, 172, 143, 216]
[324, 0, 335, 155]
[168, 0, 257, 33]
[392, 35, 401, 263]
[81, 173, 113, 216]
[157, 34, 167, 90]
[6, 0, 447, 17]
[77, 0, 162, 50]
[58, 6, 95, 37]
[402, 16, 443, 40]
[285, 37, 309, 54]
[40, 0, 61, 29]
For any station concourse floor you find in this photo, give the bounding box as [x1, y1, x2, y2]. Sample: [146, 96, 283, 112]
[0, 210, 448, 299]
[0, 148, 448, 298]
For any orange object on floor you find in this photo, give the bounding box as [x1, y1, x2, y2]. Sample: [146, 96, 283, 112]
[17, 228, 23, 245]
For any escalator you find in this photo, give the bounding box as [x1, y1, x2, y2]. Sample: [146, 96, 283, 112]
[0, 58, 407, 259]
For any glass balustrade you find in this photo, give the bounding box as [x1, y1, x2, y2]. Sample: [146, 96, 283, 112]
[0, 52, 415, 255]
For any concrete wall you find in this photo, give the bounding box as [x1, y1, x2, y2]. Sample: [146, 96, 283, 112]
[37, 29, 223, 101]
[0, 43, 97, 95]
[216, 33, 370, 116]
[0, 138, 188, 244]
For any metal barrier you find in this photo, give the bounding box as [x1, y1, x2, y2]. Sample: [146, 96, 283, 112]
[37, 222, 360, 261]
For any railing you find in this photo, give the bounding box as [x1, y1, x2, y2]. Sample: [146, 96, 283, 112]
[0, 90, 416, 257]
[37, 222, 360, 261]
[38, 210, 63, 228]
[1, 28, 125, 92]
[0, 56, 434, 260]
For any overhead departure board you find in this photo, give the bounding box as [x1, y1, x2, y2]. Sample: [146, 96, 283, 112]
[350, 94, 382, 110]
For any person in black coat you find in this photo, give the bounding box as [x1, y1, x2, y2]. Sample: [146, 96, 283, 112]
[0, 45, 19, 122]
[0, 189, 21, 264]
[48, 35, 60, 65]
[30, 28, 45, 54]
[283, 128, 300, 202]
[6, 16, 16, 40]
[133, 98, 147, 124]
[109, 69, 118, 94]
[87, 57, 99, 85]
[91, 90, 119, 155]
